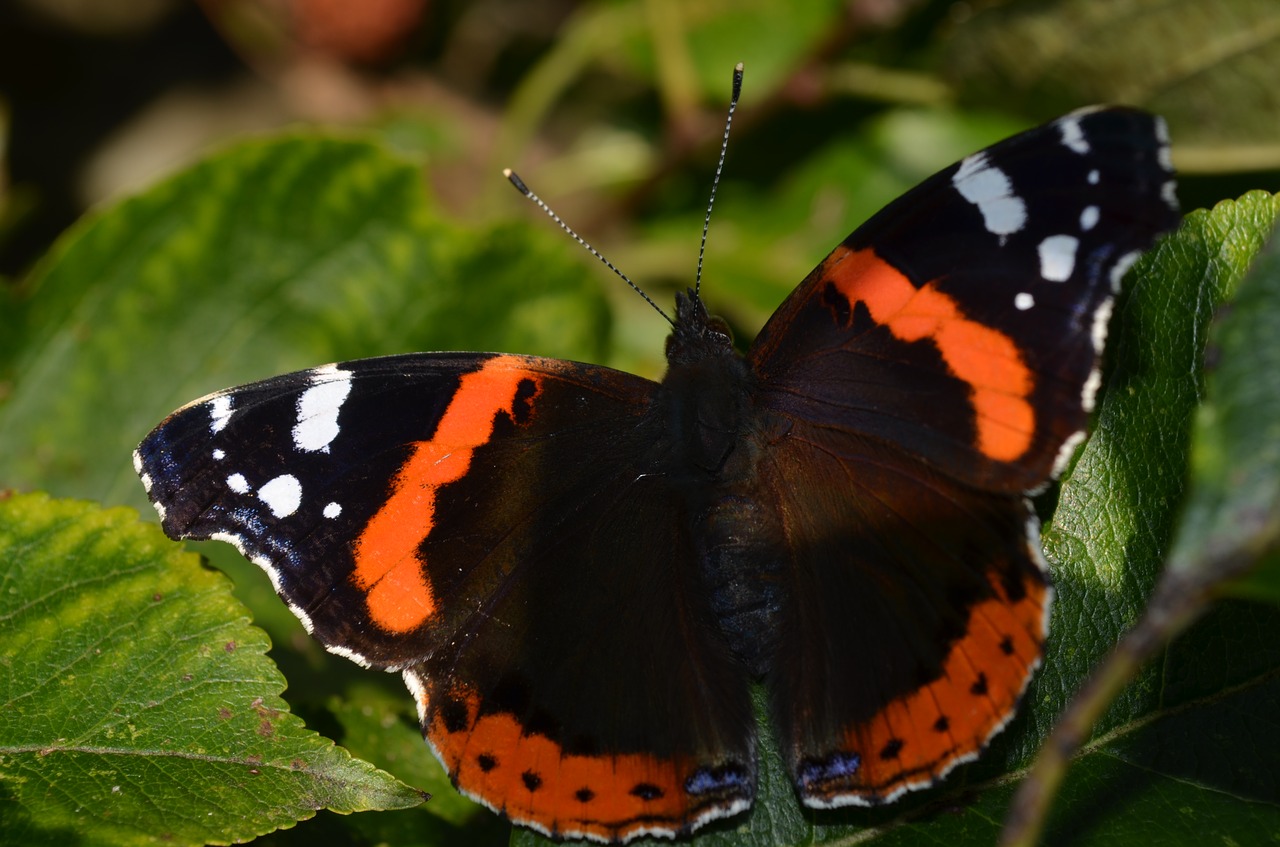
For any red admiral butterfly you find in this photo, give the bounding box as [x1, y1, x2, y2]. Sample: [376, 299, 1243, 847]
[135, 76, 1179, 842]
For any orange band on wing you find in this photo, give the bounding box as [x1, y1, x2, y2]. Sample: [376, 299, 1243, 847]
[352, 356, 542, 633]
[421, 683, 739, 842]
[837, 566, 1048, 801]
[825, 246, 1034, 461]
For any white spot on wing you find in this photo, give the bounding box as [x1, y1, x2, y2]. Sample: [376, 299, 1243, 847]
[206, 530, 321, 640]
[1155, 117, 1173, 171]
[403, 669, 430, 726]
[284, 597, 319, 637]
[1110, 250, 1141, 292]
[1088, 169, 1100, 185]
[132, 450, 153, 493]
[210, 530, 249, 558]
[212, 448, 225, 461]
[1038, 234, 1079, 282]
[1058, 116, 1090, 154]
[258, 474, 302, 518]
[1080, 205, 1100, 231]
[328, 641, 374, 668]
[226, 473, 250, 494]
[952, 153, 1027, 239]
[293, 366, 353, 453]
[209, 396, 234, 433]
[1052, 429, 1088, 477]
[1091, 297, 1116, 353]
[1082, 363, 1104, 410]
[1162, 180, 1179, 209]
[323, 502, 342, 519]
[1014, 292, 1035, 311]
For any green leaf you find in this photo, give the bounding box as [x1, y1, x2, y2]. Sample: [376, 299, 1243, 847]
[618, 0, 850, 98]
[1167, 219, 1280, 599]
[490, 0, 848, 182]
[0, 493, 423, 847]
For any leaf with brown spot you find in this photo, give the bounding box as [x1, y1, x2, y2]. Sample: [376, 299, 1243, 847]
[0, 494, 424, 847]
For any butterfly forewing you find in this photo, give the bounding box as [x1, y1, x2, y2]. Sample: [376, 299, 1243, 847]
[751, 107, 1179, 492]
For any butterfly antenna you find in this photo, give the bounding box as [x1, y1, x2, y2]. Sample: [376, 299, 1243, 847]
[503, 168, 673, 325]
[694, 62, 744, 301]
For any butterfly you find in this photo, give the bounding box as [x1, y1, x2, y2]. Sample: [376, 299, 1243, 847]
[135, 96, 1179, 842]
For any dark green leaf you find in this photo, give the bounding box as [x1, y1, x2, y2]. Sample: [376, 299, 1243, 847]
[1166, 218, 1280, 599]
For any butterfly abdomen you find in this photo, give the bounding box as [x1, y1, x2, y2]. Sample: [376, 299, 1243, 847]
[693, 489, 789, 677]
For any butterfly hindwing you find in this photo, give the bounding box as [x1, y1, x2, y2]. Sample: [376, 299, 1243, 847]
[136, 352, 756, 842]
[756, 423, 1049, 805]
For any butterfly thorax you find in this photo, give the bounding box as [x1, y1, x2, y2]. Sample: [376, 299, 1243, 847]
[661, 290, 748, 477]
[661, 290, 788, 676]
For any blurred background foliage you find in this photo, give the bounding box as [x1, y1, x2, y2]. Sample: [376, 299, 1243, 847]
[1, 1, 1277, 844]
[2, 0, 1277, 375]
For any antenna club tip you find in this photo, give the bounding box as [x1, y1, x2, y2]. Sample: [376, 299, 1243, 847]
[734, 62, 744, 72]
[731, 63, 744, 98]
[503, 169, 530, 195]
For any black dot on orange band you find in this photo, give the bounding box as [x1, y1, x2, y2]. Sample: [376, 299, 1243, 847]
[476, 753, 497, 772]
[1001, 567, 1030, 602]
[879, 738, 904, 760]
[971, 672, 989, 696]
[439, 697, 469, 734]
[575, 787, 595, 803]
[631, 782, 664, 801]
[934, 715, 950, 732]
[522, 771, 542, 792]
[821, 280, 852, 325]
[511, 378, 538, 425]
[999, 635, 1015, 655]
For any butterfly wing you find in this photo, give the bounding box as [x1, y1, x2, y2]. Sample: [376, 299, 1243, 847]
[751, 107, 1180, 493]
[136, 352, 755, 842]
[745, 108, 1178, 804]
[754, 427, 1050, 804]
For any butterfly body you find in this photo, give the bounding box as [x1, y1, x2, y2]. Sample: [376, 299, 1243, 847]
[136, 107, 1180, 842]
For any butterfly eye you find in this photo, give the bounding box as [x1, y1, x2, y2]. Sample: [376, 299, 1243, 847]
[707, 315, 734, 346]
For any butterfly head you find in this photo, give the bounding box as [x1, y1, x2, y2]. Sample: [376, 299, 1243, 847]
[665, 288, 735, 367]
